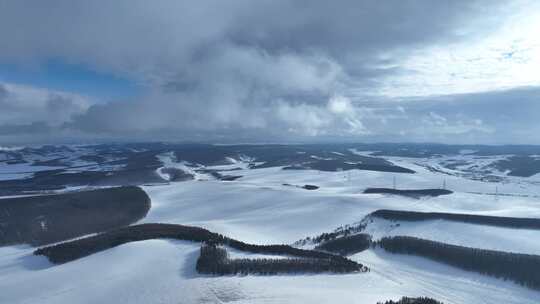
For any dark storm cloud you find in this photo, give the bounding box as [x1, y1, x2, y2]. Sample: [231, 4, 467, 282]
[46, 95, 77, 112]
[0, 0, 535, 144]
[0, 84, 12, 110]
[0, 84, 7, 100]
[0, 122, 52, 135]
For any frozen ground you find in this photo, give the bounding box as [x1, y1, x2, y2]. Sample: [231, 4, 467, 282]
[2, 151, 540, 303]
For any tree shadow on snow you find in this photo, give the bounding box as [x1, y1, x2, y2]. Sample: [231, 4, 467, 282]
[175, 241, 202, 279]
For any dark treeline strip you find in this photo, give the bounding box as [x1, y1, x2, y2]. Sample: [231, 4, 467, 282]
[282, 183, 319, 190]
[295, 222, 368, 247]
[34, 223, 213, 264]
[0, 186, 150, 247]
[315, 234, 372, 256]
[282, 160, 416, 174]
[372, 209, 540, 230]
[378, 236, 540, 290]
[34, 223, 363, 271]
[297, 207, 540, 248]
[364, 188, 452, 198]
[377, 297, 444, 304]
[196, 243, 366, 275]
[203, 170, 242, 181]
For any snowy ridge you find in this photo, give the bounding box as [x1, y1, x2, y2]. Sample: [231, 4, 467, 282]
[156, 152, 201, 181]
[3, 144, 540, 303]
[363, 216, 540, 255]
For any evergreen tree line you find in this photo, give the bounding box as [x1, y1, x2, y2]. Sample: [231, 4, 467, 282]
[0, 185, 150, 247]
[363, 188, 452, 198]
[378, 236, 540, 290]
[295, 222, 368, 246]
[372, 209, 540, 230]
[376, 296, 444, 304]
[196, 243, 367, 275]
[296, 207, 540, 252]
[314, 233, 371, 256]
[34, 223, 364, 272]
[34, 223, 216, 264]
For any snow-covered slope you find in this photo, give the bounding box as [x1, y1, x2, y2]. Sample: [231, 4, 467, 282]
[2, 241, 538, 304]
[3, 145, 540, 303]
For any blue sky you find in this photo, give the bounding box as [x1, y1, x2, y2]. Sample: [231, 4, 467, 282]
[0, 60, 139, 100]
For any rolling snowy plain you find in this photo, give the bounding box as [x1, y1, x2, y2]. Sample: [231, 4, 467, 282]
[1, 144, 540, 303]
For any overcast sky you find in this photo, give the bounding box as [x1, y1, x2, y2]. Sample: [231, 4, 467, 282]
[0, 0, 539, 145]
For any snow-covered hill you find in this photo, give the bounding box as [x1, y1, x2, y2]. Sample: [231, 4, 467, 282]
[2, 143, 540, 303]
[362, 217, 540, 255]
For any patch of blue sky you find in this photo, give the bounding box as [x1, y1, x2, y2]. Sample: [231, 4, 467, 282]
[0, 59, 140, 101]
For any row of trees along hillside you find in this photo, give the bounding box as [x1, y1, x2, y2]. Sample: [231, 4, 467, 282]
[34, 223, 364, 272]
[314, 234, 371, 256]
[371, 209, 540, 229]
[378, 236, 540, 290]
[196, 242, 367, 275]
[377, 297, 444, 304]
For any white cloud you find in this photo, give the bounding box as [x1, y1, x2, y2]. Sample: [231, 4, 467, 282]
[377, 0, 540, 97]
[0, 1, 537, 144]
[327, 95, 353, 114]
[0, 82, 92, 126]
